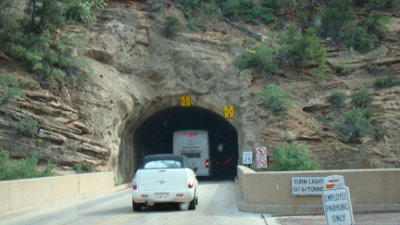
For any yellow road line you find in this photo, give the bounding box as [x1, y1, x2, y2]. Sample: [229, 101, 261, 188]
[96, 214, 125, 225]
[112, 214, 135, 225]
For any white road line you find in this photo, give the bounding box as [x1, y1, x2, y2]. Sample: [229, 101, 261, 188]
[264, 216, 281, 225]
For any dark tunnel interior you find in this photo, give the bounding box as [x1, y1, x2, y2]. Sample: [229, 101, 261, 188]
[133, 106, 238, 180]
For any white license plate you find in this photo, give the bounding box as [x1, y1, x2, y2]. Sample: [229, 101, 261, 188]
[155, 193, 169, 200]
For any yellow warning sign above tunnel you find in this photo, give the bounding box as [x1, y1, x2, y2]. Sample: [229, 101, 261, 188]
[224, 105, 234, 118]
[180, 96, 191, 107]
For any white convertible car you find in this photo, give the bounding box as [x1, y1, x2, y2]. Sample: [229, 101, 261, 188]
[131, 154, 199, 211]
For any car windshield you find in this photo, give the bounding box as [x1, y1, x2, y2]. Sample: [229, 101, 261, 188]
[143, 160, 183, 169]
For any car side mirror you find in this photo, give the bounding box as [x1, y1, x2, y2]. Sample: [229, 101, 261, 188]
[192, 167, 198, 173]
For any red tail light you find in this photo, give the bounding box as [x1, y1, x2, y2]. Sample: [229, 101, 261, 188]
[132, 183, 137, 190]
[188, 181, 195, 189]
[205, 160, 210, 168]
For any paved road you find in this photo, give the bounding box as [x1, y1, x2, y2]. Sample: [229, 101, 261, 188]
[266, 212, 400, 225]
[0, 181, 266, 225]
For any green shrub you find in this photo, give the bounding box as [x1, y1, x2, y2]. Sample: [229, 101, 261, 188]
[294, 0, 320, 29]
[374, 75, 400, 89]
[258, 6, 276, 24]
[236, 28, 326, 70]
[314, 0, 356, 39]
[0, 147, 54, 181]
[234, 43, 277, 74]
[65, 1, 94, 24]
[363, 13, 390, 36]
[14, 115, 39, 137]
[272, 20, 286, 31]
[161, 15, 182, 38]
[261, 0, 294, 13]
[0, 0, 89, 85]
[259, 84, 295, 114]
[367, 65, 389, 74]
[327, 90, 347, 107]
[278, 28, 327, 67]
[281, 132, 296, 143]
[220, 0, 276, 25]
[333, 108, 374, 142]
[355, 0, 398, 11]
[88, 0, 107, 10]
[351, 89, 373, 108]
[269, 143, 319, 171]
[0, 74, 23, 104]
[174, 0, 217, 31]
[339, 26, 377, 53]
[73, 162, 93, 174]
[373, 124, 385, 141]
[221, 0, 257, 24]
[362, 104, 381, 119]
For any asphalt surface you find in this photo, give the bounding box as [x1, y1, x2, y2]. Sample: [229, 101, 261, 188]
[265, 211, 400, 225]
[2, 180, 399, 225]
[0, 181, 266, 225]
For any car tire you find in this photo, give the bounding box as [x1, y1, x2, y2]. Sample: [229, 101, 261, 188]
[188, 197, 196, 210]
[132, 200, 142, 212]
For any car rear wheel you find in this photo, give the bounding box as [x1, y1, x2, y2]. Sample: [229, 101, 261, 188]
[132, 200, 142, 212]
[188, 197, 196, 210]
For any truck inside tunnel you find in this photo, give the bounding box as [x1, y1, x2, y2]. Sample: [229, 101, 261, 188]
[132, 106, 238, 180]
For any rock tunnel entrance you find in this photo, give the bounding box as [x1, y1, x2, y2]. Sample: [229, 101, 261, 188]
[131, 106, 238, 180]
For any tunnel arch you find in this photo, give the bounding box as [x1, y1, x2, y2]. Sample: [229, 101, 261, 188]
[126, 105, 239, 180]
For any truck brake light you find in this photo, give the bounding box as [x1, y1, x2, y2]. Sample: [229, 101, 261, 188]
[205, 160, 210, 168]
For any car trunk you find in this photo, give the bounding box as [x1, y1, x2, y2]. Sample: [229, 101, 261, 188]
[137, 169, 187, 191]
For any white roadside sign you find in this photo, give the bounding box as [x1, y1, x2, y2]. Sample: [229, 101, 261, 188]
[242, 151, 253, 165]
[322, 186, 354, 225]
[256, 146, 268, 169]
[291, 176, 325, 196]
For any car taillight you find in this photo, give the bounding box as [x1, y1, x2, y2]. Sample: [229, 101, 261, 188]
[132, 183, 137, 190]
[188, 181, 195, 189]
[205, 160, 210, 168]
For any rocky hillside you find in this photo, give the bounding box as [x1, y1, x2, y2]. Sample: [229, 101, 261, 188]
[0, 1, 399, 179]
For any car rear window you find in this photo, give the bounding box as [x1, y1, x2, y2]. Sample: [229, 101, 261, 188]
[143, 160, 183, 169]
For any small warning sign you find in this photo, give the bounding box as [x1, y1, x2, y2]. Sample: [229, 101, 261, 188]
[256, 146, 268, 169]
[181, 96, 191, 107]
[224, 105, 234, 118]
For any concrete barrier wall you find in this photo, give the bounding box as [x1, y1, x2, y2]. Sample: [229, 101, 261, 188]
[0, 172, 114, 216]
[237, 166, 400, 215]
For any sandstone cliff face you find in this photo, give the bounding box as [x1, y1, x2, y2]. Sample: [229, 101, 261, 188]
[0, 1, 399, 180]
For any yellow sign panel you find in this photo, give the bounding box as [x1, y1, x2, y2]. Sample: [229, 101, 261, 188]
[181, 96, 191, 107]
[224, 105, 234, 118]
